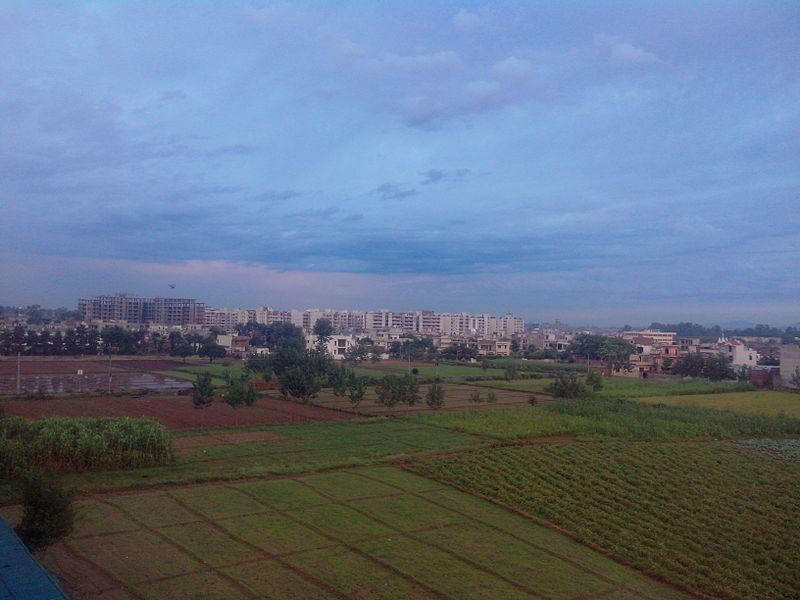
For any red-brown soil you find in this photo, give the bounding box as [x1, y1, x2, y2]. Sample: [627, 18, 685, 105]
[0, 357, 185, 375]
[0, 393, 357, 429]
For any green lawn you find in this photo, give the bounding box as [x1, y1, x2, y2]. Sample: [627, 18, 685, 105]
[0, 467, 687, 599]
[415, 398, 800, 440]
[410, 441, 800, 600]
[480, 376, 754, 399]
[636, 390, 800, 418]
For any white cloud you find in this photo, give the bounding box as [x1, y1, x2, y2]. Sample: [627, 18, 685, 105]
[453, 9, 481, 31]
[492, 56, 533, 82]
[595, 34, 659, 64]
[369, 51, 463, 75]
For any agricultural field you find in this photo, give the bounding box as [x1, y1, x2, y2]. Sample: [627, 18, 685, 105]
[410, 440, 800, 600]
[311, 383, 549, 416]
[158, 361, 248, 386]
[484, 358, 587, 372]
[0, 466, 688, 599]
[0, 392, 354, 429]
[481, 376, 754, 399]
[352, 360, 508, 380]
[5, 419, 487, 496]
[736, 438, 800, 462]
[0, 356, 191, 394]
[417, 398, 800, 440]
[636, 390, 800, 418]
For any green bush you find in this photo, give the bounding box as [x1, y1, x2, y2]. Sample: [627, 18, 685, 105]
[15, 470, 75, 551]
[0, 416, 173, 476]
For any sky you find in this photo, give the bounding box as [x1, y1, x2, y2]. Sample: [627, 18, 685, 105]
[1, 1, 799, 326]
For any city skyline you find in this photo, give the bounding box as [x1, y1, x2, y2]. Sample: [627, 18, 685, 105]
[1, 2, 799, 325]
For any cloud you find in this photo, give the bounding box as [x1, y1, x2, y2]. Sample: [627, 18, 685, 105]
[206, 144, 259, 157]
[453, 9, 482, 31]
[254, 190, 301, 202]
[492, 56, 533, 82]
[368, 51, 462, 76]
[595, 34, 659, 64]
[420, 169, 472, 184]
[373, 182, 419, 201]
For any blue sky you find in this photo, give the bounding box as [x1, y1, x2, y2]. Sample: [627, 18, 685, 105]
[1, 1, 798, 325]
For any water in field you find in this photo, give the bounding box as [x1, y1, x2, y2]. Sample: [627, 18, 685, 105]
[0, 373, 192, 395]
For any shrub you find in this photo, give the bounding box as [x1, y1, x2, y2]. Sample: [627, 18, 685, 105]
[547, 372, 591, 399]
[469, 390, 483, 403]
[16, 471, 75, 551]
[192, 372, 214, 409]
[347, 376, 367, 407]
[426, 383, 446, 410]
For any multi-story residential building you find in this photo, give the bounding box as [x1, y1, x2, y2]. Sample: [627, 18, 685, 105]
[621, 329, 677, 345]
[363, 310, 523, 338]
[717, 338, 760, 367]
[79, 294, 205, 326]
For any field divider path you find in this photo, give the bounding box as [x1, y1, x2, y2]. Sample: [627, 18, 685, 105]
[58, 538, 150, 600]
[289, 477, 547, 599]
[96, 497, 263, 599]
[351, 470, 658, 600]
[227, 481, 452, 600]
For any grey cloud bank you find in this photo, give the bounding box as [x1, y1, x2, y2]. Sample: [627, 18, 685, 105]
[0, 1, 798, 324]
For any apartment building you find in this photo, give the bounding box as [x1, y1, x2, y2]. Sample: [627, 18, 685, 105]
[79, 294, 205, 326]
[621, 329, 678, 345]
[364, 310, 523, 338]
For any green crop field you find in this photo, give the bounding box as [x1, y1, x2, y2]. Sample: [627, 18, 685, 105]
[417, 398, 800, 440]
[0, 466, 687, 599]
[159, 362, 248, 385]
[481, 376, 754, 399]
[410, 441, 800, 600]
[736, 438, 800, 462]
[17, 419, 486, 496]
[636, 390, 800, 417]
[354, 361, 508, 379]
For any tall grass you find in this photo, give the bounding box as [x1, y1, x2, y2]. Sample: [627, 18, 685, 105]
[0, 416, 173, 476]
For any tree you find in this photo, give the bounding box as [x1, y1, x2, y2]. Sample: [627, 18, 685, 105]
[226, 380, 258, 413]
[173, 342, 193, 362]
[15, 471, 75, 551]
[586, 371, 603, 392]
[192, 372, 215, 408]
[328, 365, 352, 397]
[245, 354, 272, 380]
[598, 339, 635, 373]
[568, 334, 607, 360]
[347, 376, 367, 407]
[199, 342, 226, 363]
[279, 366, 322, 404]
[312, 318, 334, 351]
[504, 365, 518, 381]
[375, 374, 419, 408]
[791, 367, 800, 389]
[703, 353, 734, 381]
[426, 383, 446, 410]
[486, 390, 498, 403]
[547, 372, 590, 399]
[674, 352, 706, 377]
